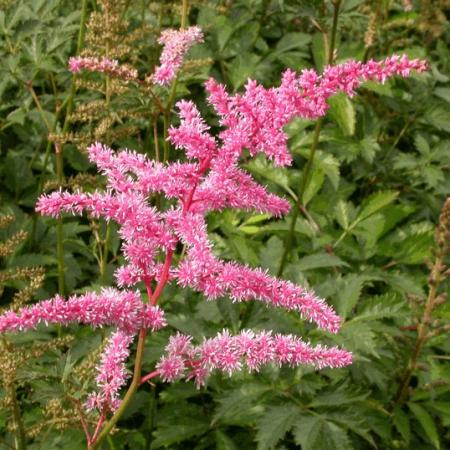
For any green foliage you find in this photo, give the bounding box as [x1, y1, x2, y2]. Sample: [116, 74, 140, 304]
[0, 0, 449, 449]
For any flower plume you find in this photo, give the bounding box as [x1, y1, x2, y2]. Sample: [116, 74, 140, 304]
[152, 26, 204, 86]
[1, 49, 428, 413]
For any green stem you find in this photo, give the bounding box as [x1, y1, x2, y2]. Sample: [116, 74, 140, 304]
[394, 239, 446, 406]
[277, 0, 341, 277]
[27, 84, 51, 131]
[9, 384, 27, 450]
[100, 222, 111, 285]
[277, 119, 322, 276]
[181, 0, 189, 28]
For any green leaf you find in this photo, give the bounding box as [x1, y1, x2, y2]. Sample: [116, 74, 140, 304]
[315, 151, 341, 189]
[246, 157, 297, 201]
[297, 252, 349, 271]
[340, 321, 378, 355]
[357, 191, 399, 222]
[393, 406, 411, 444]
[408, 402, 440, 449]
[328, 92, 356, 136]
[215, 430, 238, 450]
[227, 53, 261, 90]
[423, 105, 450, 132]
[434, 87, 450, 103]
[309, 383, 367, 408]
[152, 404, 210, 448]
[256, 404, 301, 450]
[260, 235, 284, 274]
[335, 274, 368, 319]
[414, 133, 430, 155]
[335, 200, 351, 230]
[312, 32, 326, 71]
[275, 32, 311, 53]
[350, 293, 406, 323]
[293, 415, 353, 450]
[303, 167, 325, 205]
[214, 383, 270, 426]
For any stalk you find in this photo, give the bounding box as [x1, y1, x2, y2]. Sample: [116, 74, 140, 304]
[277, 0, 341, 277]
[277, 119, 322, 276]
[394, 198, 450, 405]
[10, 384, 26, 450]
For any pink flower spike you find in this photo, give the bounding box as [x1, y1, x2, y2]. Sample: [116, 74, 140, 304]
[156, 330, 352, 386]
[152, 26, 204, 86]
[0, 289, 166, 335]
[68, 56, 138, 82]
[168, 100, 217, 161]
[86, 330, 134, 412]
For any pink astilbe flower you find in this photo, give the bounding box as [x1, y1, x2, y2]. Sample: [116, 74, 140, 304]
[152, 26, 204, 86]
[68, 56, 138, 82]
[0, 288, 166, 335]
[0, 51, 427, 416]
[156, 330, 353, 387]
[168, 100, 217, 161]
[86, 330, 134, 412]
[205, 55, 427, 167]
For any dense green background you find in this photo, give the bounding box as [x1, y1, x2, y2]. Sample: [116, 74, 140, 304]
[0, 0, 449, 449]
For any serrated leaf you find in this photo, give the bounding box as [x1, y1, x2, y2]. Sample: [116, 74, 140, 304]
[152, 405, 210, 448]
[297, 252, 349, 271]
[316, 151, 340, 189]
[423, 105, 450, 132]
[215, 430, 238, 450]
[434, 87, 450, 103]
[309, 383, 367, 408]
[350, 293, 406, 323]
[328, 93, 356, 136]
[357, 191, 399, 222]
[260, 235, 284, 274]
[293, 415, 353, 450]
[335, 200, 350, 230]
[414, 134, 430, 155]
[256, 404, 300, 450]
[335, 274, 368, 319]
[303, 167, 325, 205]
[340, 321, 378, 355]
[247, 158, 298, 201]
[393, 406, 411, 444]
[275, 32, 311, 53]
[408, 402, 440, 449]
[214, 383, 270, 425]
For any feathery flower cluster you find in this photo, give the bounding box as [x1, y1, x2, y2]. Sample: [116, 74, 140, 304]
[86, 330, 134, 412]
[156, 331, 353, 387]
[0, 288, 166, 335]
[152, 26, 204, 85]
[68, 56, 138, 82]
[1, 42, 427, 414]
[205, 54, 427, 166]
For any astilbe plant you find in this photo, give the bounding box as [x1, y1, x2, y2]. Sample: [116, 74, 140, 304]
[0, 23, 427, 448]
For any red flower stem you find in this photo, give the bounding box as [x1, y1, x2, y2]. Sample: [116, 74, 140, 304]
[140, 370, 160, 385]
[90, 409, 106, 445]
[73, 399, 91, 445]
